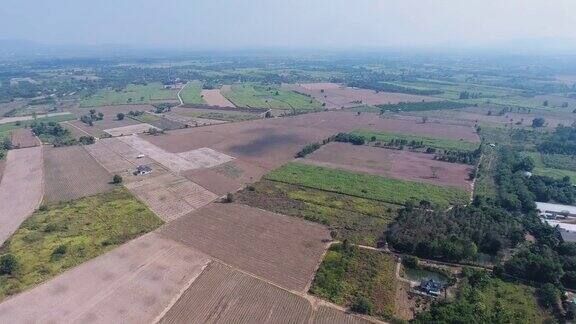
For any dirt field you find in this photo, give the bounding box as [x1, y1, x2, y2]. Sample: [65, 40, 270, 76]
[43, 146, 114, 203]
[10, 128, 39, 148]
[285, 83, 439, 109]
[125, 173, 218, 222]
[0, 232, 211, 323]
[201, 89, 235, 107]
[0, 146, 43, 245]
[104, 123, 158, 136]
[301, 142, 473, 191]
[147, 117, 186, 130]
[314, 306, 374, 324]
[159, 203, 330, 291]
[182, 168, 243, 195]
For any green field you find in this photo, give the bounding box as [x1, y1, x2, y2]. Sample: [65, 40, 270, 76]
[236, 180, 399, 246]
[310, 243, 397, 319]
[130, 113, 161, 123]
[265, 163, 469, 207]
[351, 129, 479, 151]
[80, 82, 178, 107]
[223, 84, 323, 111]
[541, 153, 576, 171]
[0, 188, 163, 300]
[180, 81, 206, 105]
[524, 151, 576, 182]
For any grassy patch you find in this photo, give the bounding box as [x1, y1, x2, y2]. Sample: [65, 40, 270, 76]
[351, 129, 479, 151]
[540, 153, 576, 172]
[378, 100, 469, 112]
[0, 188, 163, 300]
[235, 180, 399, 246]
[180, 81, 205, 105]
[197, 112, 258, 122]
[80, 82, 178, 107]
[266, 162, 469, 207]
[310, 243, 397, 319]
[524, 152, 576, 182]
[223, 84, 323, 111]
[130, 113, 161, 123]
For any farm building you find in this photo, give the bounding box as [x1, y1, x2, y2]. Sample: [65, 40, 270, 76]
[134, 165, 152, 175]
[419, 279, 443, 296]
[536, 202, 576, 219]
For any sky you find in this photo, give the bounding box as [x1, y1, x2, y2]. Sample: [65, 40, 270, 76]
[1, 0, 576, 51]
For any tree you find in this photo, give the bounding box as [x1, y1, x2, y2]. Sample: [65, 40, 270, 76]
[265, 111, 272, 118]
[543, 100, 549, 107]
[351, 296, 373, 315]
[112, 174, 123, 184]
[116, 113, 125, 120]
[225, 192, 234, 203]
[532, 117, 545, 128]
[0, 254, 18, 275]
[2, 138, 12, 150]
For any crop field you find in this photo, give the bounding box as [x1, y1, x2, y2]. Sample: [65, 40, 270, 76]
[0, 232, 211, 323]
[103, 123, 158, 136]
[285, 83, 439, 109]
[302, 143, 473, 190]
[158, 203, 331, 291]
[540, 153, 576, 171]
[0, 188, 164, 300]
[266, 162, 469, 207]
[524, 152, 576, 182]
[236, 179, 400, 246]
[147, 117, 186, 130]
[10, 128, 38, 148]
[0, 147, 43, 246]
[80, 82, 179, 107]
[201, 89, 235, 107]
[43, 146, 114, 203]
[223, 84, 323, 111]
[314, 306, 374, 324]
[125, 173, 218, 221]
[310, 244, 397, 320]
[180, 81, 205, 105]
[351, 129, 479, 151]
[171, 107, 260, 122]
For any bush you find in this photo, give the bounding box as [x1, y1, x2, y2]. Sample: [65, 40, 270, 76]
[225, 192, 234, 203]
[532, 117, 545, 128]
[0, 254, 18, 275]
[351, 296, 373, 314]
[295, 142, 321, 158]
[402, 255, 419, 269]
[112, 174, 123, 184]
[116, 113, 124, 120]
[51, 245, 67, 260]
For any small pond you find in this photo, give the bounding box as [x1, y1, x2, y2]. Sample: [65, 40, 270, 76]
[404, 267, 449, 284]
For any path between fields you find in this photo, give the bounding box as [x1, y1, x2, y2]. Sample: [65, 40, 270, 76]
[0, 146, 44, 246]
[176, 82, 188, 106]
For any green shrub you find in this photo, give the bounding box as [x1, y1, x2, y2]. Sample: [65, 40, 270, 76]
[0, 254, 18, 275]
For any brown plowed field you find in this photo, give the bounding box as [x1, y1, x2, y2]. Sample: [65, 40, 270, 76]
[43, 146, 114, 203]
[285, 83, 439, 109]
[10, 128, 39, 148]
[314, 306, 374, 324]
[158, 203, 331, 291]
[160, 262, 312, 323]
[302, 142, 473, 191]
[0, 232, 211, 323]
[201, 89, 235, 107]
[182, 168, 242, 196]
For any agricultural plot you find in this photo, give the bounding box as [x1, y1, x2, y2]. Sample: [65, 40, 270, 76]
[0, 112, 74, 125]
[126, 173, 218, 221]
[104, 123, 159, 136]
[171, 107, 260, 122]
[182, 168, 243, 195]
[223, 84, 323, 111]
[236, 180, 399, 246]
[146, 117, 186, 130]
[158, 203, 331, 291]
[310, 244, 397, 321]
[302, 143, 473, 191]
[286, 83, 439, 109]
[0, 188, 164, 301]
[201, 89, 235, 107]
[351, 129, 479, 151]
[180, 81, 205, 105]
[0, 232, 210, 323]
[10, 128, 38, 148]
[266, 163, 469, 207]
[314, 306, 374, 324]
[524, 152, 576, 182]
[80, 82, 179, 107]
[0, 146, 43, 246]
[43, 146, 114, 203]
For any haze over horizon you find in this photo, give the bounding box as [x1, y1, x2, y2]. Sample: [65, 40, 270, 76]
[1, 0, 576, 54]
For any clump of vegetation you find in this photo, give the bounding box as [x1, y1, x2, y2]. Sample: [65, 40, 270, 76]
[334, 132, 365, 145]
[0, 254, 18, 275]
[532, 117, 546, 128]
[80, 109, 104, 126]
[224, 192, 234, 203]
[153, 102, 176, 113]
[378, 100, 469, 112]
[295, 142, 321, 158]
[112, 174, 123, 184]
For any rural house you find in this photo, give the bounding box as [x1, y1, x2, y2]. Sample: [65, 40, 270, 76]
[134, 165, 152, 175]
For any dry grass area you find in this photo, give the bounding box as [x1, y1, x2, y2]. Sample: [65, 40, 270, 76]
[43, 146, 114, 203]
[10, 128, 39, 148]
[0, 146, 43, 246]
[126, 173, 218, 222]
[201, 89, 235, 107]
[158, 203, 331, 291]
[160, 262, 372, 324]
[302, 142, 473, 191]
[286, 83, 439, 109]
[104, 123, 158, 136]
[0, 232, 211, 323]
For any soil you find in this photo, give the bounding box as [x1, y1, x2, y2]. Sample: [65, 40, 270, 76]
[10, 128, 39, 148]
[201, 89, 235, 107]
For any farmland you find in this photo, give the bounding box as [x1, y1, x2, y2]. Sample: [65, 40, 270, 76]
[310, 243, 397, 320]
[201, 89, 235, 107]
[80, 83, 179, 107]
[223, 83, 323, 111]
[524, 151, 576, 182]
[179, 81, 205, 105]
[236, 179, 400, 246]
[351, 129, 479, 151]
[266, 162, 469, 207]
[0, 188, 163, 300]
[43, 146, 114, 203]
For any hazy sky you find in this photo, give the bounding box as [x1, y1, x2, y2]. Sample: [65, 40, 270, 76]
[2, 0, 576, 50]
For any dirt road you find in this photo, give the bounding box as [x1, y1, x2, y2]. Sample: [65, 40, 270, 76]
[0, 146, 43, 246]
